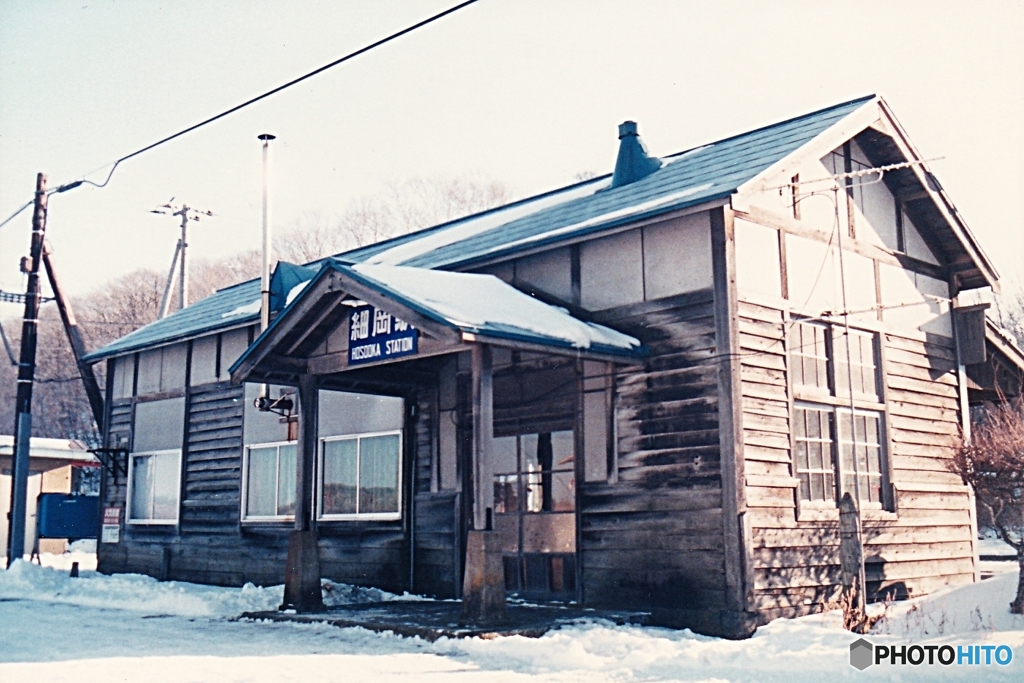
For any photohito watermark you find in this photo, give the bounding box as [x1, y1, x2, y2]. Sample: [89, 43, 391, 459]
[849, 638, 1013, 670]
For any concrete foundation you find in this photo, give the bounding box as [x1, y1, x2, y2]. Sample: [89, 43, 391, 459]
[460, 530, 507, 625]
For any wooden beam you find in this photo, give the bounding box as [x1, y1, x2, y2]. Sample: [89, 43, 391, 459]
[470, 344, 493, 531]
[283, 291, 346, 356]
[734, 206, 948, 282]
[305, 335, 465, 375]
[295, 373, 319, 532]
[280, 372, 324, 612]
[711, 205, 752, 616]
[461, 332, 641, 366]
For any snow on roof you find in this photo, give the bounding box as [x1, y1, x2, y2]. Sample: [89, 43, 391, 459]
[0, 435, 93, 461]
[346, 262, 642, 355]
[362, 176, 609, 266]
[89, 95, 877, 361]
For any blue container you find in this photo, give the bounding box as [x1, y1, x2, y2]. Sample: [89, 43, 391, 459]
[37, 494, 100, 540]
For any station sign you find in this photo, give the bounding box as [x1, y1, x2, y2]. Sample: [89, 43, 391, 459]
[348, 305, 419, 366]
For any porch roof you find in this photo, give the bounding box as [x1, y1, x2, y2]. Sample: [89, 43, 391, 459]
[230, 260, 644, 381]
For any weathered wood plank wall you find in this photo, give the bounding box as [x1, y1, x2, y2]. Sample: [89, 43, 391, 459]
[98, 378, 445, 594]
[581, 290, 729, 626]
[737, 298, 975, 622]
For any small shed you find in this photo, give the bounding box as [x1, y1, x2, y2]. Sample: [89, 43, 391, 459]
[1, 436, 97, 557]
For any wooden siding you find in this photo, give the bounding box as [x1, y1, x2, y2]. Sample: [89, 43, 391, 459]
[738, 298, 976, 620]
[181, 382, 244, 535]
[581, 289, 728, 616]
[412, 387, 461, 598]
[97, 380, 449, 594]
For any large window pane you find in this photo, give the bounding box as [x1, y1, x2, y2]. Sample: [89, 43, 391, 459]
[359, 434, 400, 514]
[151, 452, 180, 520]
[277, 444, 297, 516]
[493, 436, 518, 475]
[322, 439, 358, 515]
[130, 456, 153, 520]
[246, 447, 278, 517]
[551, 430, 574, 471]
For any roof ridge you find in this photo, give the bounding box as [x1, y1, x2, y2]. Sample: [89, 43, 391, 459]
[662, 94, 877, 161]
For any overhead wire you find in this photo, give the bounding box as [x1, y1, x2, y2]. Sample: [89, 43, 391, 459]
[0, 0, 480, 231]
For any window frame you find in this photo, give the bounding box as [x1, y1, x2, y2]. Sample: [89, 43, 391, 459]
[316, 429, 403, 522]
[793, 402, 889, 510]
[789, 319, 892, 511]
[126, 448, 182, 525]
[240, 439, 298, 524]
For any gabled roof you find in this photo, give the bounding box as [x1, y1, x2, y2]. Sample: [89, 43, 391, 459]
[344, 95, 875, 269]
[230, 260, 643, 381]
[88, 94, 996, 363]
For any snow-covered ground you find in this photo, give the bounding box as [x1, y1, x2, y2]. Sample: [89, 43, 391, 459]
[1, 556, 1022, 682]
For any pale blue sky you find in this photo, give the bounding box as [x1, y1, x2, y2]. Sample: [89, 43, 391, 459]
[1, 0, 1021, 301]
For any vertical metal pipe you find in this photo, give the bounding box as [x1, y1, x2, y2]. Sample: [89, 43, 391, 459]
[258, 134, 276, 334]
[6, 173, 47, 567]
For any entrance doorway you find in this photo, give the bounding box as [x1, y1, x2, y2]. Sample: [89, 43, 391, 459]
[493, 430, 576, 599]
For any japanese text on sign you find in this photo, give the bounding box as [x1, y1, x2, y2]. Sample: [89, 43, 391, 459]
[348, 305, 418, 365]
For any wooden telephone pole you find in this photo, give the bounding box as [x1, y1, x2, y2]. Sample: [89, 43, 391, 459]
[152, 202, 212, 317]
[6, 173, 48, 566]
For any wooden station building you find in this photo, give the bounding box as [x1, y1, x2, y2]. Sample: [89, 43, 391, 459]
[84, 96, 1005, 637]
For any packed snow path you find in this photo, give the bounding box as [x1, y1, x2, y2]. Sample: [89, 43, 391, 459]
[2, 557, 1022, 682]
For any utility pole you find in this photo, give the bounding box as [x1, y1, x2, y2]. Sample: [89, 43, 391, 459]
[6, 173, 47, 567]
[41, 241, 106, 429]
[151, 201, 212, 317]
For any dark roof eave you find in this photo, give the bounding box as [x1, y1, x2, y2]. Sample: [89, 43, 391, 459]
[430, 190, 735, 271]
[82, 314, 261, 363]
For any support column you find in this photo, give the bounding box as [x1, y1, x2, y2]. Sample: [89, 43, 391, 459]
[281, 373, 324, 612]
[461, 344, 506, 624]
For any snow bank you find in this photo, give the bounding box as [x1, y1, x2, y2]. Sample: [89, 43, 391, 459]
[0, 561, 417, 618]
[0, 560, 282, 617]
[875, 566, 1024, 638]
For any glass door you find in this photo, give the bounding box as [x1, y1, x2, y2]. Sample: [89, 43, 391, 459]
[493, 430, 576, 599]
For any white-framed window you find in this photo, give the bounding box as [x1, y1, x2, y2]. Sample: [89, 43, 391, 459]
[318, 430, 402, 521]
[242, 441, 297, 522]
[790, 320, 889, 508]
[127, 449, 181, 524]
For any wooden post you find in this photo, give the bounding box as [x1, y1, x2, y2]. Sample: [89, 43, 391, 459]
[6, 173, 47, 567]
[41, 241, 106, 430]
[281, 373, 324, 612]
[839, 492, 866, 611]
[710, 206, 754, 635]
[471, 344, 493, 531]
[461, 343, 506, 624]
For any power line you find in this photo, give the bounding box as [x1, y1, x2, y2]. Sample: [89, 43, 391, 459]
[0, 0, 480, 231]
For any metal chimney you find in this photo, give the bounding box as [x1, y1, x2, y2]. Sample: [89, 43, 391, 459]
[610, 121, 662, 189]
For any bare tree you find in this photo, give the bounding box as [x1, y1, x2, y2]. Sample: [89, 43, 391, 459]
[276, 176, 515, 262]
[0, 308, 99, 444]
[188, 249, 262, 305]
[993, 285, 1024, 348]
[948, 400, 1024, 614]
[276, 211, 345, 264]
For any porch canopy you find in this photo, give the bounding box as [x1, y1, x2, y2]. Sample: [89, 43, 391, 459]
[230, 259, 643, 384]
[229, 259, 643, 619]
